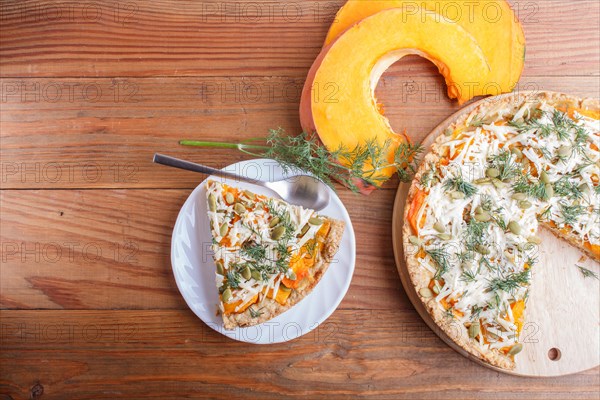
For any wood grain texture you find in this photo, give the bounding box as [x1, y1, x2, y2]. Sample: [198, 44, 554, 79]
[1, 76, 598, 189]
[1, 310, 599, 400]
[0, 187, 408, 310]
[1, 0, 599, 78]
[1, 0, 599, 397]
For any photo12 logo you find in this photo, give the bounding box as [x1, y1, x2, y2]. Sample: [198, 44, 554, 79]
[0, 2, 138, 25]
[1, 80, 140, 103]
[201, 319, 339, 344]
[199, 78, 303, 104]
[1, 162, 139, 185]
[1, 240, 139, 264]
[197, 1, 339, 23]
[0, 322, 139, 344]
[399, 81, 543, 104]
[396, 1, 538, 24]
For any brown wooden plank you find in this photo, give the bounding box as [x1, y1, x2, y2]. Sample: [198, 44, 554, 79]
[1, 0, 598, 396]
[0, 189, 187, 310]
[1, 310, 598, 399]
[2, 75, 598, 189]
[0, 187, 409, 310]
[1, 1, 598, 78]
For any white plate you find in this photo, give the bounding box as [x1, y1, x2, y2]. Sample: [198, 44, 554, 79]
[171, 158, 356, 344]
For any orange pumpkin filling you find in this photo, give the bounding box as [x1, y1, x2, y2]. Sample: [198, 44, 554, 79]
[221, 217, 332, 315]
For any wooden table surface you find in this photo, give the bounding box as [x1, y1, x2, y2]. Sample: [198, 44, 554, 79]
[1, 0, 599, 398]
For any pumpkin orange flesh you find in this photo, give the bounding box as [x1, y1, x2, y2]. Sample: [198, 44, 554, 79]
[510, 300, 526, 334]
[300, 7, 490, 186]
[224, 220, 332, 314]
[325, 0, 525, 100]
[282, 220, 331, 289]
[222, 294, 258, 315]
[584, 242, 600, 259]
[407, 188, 427, 234]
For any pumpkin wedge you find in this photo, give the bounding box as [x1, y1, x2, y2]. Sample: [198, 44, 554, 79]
[325, 0, 526, 99]
[299, 7, 490, 191]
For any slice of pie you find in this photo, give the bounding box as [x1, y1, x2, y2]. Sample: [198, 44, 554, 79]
[206, 180, 345, 329]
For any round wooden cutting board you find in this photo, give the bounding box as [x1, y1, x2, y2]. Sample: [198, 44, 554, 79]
[391, 92, 600, 377]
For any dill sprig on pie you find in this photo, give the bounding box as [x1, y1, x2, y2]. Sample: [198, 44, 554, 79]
[443, 174, 478, 198]
[419, 164, 438, 188]
[180, 129, 422, 192]
[487, 150, 520, 182]
[512, 174, 550, 200]
[241, 243, 267, 263]
[487, 270, 531, 294]
[426, 246, 451, 280]
[553, 176, 584, 199]
[249, 306, 264, 318]
[460, 268, 477, 283]
[464, 219, 490, 251]
[226, 268, 242, 289]
[510, 109, 579, 141]
[559, 202, 586, 226]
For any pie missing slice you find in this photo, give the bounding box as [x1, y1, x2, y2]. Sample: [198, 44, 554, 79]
[403, 92, 599, 370]
[206, 180, 345, 330]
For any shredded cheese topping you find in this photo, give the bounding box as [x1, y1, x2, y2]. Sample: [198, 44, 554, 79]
[207, 180, 324, 314]
[412, 98, 599, 355]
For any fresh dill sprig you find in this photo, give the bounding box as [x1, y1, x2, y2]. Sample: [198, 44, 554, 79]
[180, 129, 422, 192]
[241, 243, 267, 263]
[249, 306, 264, 318]
[226, 268, 241, 289]
[538, 146, 553, 160]
[457, 250, 474, 262]
[574, 162, 595, 176]
[486, 292, 502, 310]
[469, 116, 484, 127]
[488, 270, 531, 294]
[464, 219, 489, 251]
[460, 269, 477, 283]
[479, 256, 495, 272]
[488, 150, 520, 181]
[305, 241, 317, 257]
[525, 252, 538, 268]
[394, 142, 424, 183]
[493, 213, 508, 231]
[479, 194, 494, 211]
[443, 175, 478, 198]
[510, 115, 552, 137]
[469, 113, 498, 127]
[419, 164, 436, 188]
[553, 176, 583, 200]
[426, 247, 451, 280]
[573, 126, 589, 143]
[470, 305, 484, 320]
[274, 241, 292, 273]
[577, 265, 599, 280]
[559, 202, 585, 225]
[511, 110, 578, 141]
[512, 174, 549, 200]
[572, 127, 591, 157]
[550, 109, 578, 141]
